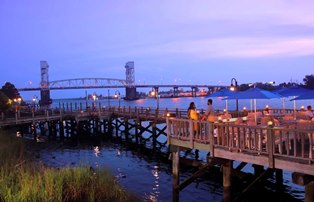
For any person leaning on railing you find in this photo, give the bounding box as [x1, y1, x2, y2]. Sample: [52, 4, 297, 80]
[201, 99, 216, 122]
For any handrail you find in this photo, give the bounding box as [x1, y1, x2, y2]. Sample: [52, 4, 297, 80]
[166, 118, 314, 169]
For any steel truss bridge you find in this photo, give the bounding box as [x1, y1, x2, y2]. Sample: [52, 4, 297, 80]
[18, 78, 225, 91]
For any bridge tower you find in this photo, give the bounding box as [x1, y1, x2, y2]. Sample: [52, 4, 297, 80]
[39, 61, 52, 105]
[124, 61, 138, 100]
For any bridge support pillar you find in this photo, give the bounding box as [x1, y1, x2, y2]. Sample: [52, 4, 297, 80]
[125, 87, 138, 100]
[191, 87, 197, 97]
[173, 87, 179, 97]
[40, 89, 51, 106]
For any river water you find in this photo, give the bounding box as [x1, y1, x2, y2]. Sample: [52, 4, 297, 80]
[38, 96, 310, 202]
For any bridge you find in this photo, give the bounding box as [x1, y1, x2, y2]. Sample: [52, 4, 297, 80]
[17, 61, 225, 105]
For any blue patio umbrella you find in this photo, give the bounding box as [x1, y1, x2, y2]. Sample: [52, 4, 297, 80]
[224, 87, 281, 122]
[223, 87, 281, 100]
[290, 90, 314, 100]
[274, 86, 313, 116]
[274, 86, 312, 97]
[207, 88, 236, 97]
[207, 88, 237, 111]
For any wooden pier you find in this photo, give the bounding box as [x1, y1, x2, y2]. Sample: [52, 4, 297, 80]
[1, 105, 313, 201]
[166, 117, 314, 202]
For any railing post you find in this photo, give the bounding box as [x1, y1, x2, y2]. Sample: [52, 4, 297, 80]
[166, 118, 171, 145]
[1, 112, 4, 120]
[189, 119, 194, 148]
[209, 122, 214, 156]
[267, 125, 274, 168]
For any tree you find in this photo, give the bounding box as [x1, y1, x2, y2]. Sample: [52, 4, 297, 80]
[303, 74, 314, 89]
[0, 91, 9, 112]
[1, 82, 20, 100]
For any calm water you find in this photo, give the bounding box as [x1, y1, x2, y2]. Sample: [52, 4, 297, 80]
[38, 96, 310, 202]
[51, 96, 314, 112]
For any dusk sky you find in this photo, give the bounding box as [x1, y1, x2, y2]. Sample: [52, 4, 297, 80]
[1, 0, 314, 98]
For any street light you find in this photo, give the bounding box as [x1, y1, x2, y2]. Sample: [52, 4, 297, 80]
[150, 88, 159, 109]
[92, 93, 97, 111]
[230, 78, 238, 112]
[114, 90, 121, 108]
[32, 95, 38, 109]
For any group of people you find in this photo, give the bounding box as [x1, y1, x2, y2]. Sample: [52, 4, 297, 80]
[187, 99, 216, 123]
[187, 100, 313, 123]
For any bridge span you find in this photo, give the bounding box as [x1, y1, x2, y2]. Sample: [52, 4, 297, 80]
[17, 61, 225, 105]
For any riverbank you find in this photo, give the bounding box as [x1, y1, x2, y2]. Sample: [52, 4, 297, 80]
[0, 129, 141, 202]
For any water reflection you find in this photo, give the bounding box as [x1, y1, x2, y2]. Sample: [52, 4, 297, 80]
[93, 146, 100, 157]
[147, 165, 160, 202]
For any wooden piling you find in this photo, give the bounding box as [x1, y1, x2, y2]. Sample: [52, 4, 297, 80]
[305, 181, 314, 202]
[223, 160, 233, 202]
[172, 146, 180, 202]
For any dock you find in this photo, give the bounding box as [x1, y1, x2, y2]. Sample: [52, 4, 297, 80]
[1, 104, 313, 202]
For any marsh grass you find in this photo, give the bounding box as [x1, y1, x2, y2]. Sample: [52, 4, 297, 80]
[0, 130, 139, 202]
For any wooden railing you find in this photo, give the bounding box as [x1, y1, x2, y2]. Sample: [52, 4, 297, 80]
[0, 106, 190, 127]
[166, 118, 314, 174]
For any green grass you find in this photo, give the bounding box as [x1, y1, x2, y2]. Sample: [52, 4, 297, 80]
[0, 130, 139, 202]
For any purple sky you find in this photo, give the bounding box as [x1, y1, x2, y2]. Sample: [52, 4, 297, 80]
[1, 0, 314, 98]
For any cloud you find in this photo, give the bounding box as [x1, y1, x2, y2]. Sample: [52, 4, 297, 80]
[128, 36, 314, 59]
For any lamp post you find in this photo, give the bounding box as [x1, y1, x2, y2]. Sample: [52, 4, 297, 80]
[150, 88, 159, 109]
[92, 93, 97, 111]
[32, 95, 38, 109]
[114, 90, 121, 108]
[230, 78, 238, 112]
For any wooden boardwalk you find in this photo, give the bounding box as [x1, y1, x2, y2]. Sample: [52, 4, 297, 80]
[166, 117, 314, 202]
[1, 106, 314, 201]
[167, 118, 314, 174]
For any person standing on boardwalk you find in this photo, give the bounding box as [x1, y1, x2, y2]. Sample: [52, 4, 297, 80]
[187, 102, 198, 121]
[201, 99, 216, 122]
[305, 105, 313, 120]
[187, 102, 200, 158]
[187, 102, 199, 131]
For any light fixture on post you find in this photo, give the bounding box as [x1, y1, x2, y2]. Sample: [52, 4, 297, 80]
[33, 95, 36, 109]
[230, 78, 238, 112]
[114, 90, 121, 108]
[150, 87, 159, 109]
[92, 93, 97, 111]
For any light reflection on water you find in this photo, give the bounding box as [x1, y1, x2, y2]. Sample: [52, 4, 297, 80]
[50, 96, 314, 112]
[40, 143, 224, 202]
[39, 141, 304, 202]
